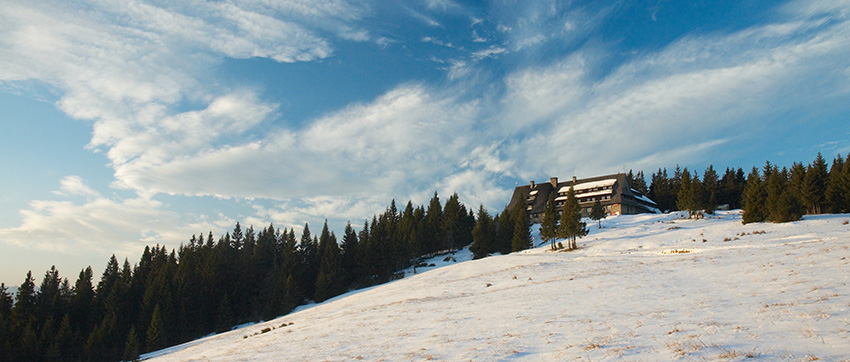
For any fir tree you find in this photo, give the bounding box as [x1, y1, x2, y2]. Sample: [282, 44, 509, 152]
[677, 168, 704, 218]
[424, 192, 444, 254]
[825, 154, 846, 213]
[315, 222, 344, 303]
[742, 167, 767, 224]
[510, 201, 532, 252]
[145, 304, 165, 352]
[802, 153, 828, 214]
[590, 200, 606, 228]
[340, 221, 360, 287]
[766, 166, 803, 222]
[470, 205, 495, 259]
[539, 191, 559, 250]
[557, 186, 586, 250]
[443, 193, 462, 250]
[123, 326, 140, 362]
[702, 165, 719, 214]
[495, 208, 514, 255]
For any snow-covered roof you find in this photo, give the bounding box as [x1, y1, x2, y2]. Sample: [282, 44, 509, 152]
[575, 189, 613, 199]
[559, 178, 616, 194]
[555, 189, 612, 202]
[634, 193, 657, 205]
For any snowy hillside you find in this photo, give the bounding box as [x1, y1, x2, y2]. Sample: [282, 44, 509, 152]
[145, 211, 850, 361]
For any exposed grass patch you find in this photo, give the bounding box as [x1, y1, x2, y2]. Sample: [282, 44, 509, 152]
[661, 249, 692, 254]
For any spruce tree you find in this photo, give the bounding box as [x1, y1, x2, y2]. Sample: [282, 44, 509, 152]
[677, 168, 694, 218]
[443, 193, 462, 250]
[145, 304, 165, 352]
[825, 154, 846, 213]
[424, 192, 444, 254]
[802, 153, 828, 214]
[702, 165, 719, 214]
[557, 187, 586, 250]
[123, 326, 140, 362]
[340, 221, 360, 287]
[510, 201, 532, 252]
[590, 200, 606, 228]
[742, 167, 767, 224]
[539, 191, 559, 250]
[495, 208, 514, 255]
[470, 205, 495, 259]
[315, 222, 344, 303]
[766, 167, 803, 222]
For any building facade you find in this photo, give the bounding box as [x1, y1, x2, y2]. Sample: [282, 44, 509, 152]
[508, 173, 659, 223]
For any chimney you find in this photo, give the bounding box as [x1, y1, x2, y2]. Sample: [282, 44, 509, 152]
[550, 177, 558, 188]
[530, 181, 535, 189]
[572, 176, 577, 183]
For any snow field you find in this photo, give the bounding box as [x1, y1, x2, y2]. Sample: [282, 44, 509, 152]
[146, 211, 850, 361]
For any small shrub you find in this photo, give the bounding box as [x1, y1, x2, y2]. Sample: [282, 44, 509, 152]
[557, 242, 564, 249]
[260, 327, 271, 334]
[843, 220, 848, 225]
[485, 283, 492, 287]
[723, 237, 731, 242]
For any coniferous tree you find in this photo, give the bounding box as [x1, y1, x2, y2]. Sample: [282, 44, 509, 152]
[766, 166, 803, 222]
[298, 223, 319, 301]
[494, 208, 514, 255]
[123, 326, 140, 362]
[742, 167, 767, 224]
[145, 304, 165, 353]
[539, 191, 559, 250]
[702, 165, 719, 214]
[13, 271, 37, 331]
[557, 186, 586, 249]
[825, 154, 846, 213]
[510, 201, 532, 252]
[424, 192, 444, 254]
[340, 221, 360, 287]
[0, 283, 11, 319]
[789, 162, 807, 198]
[802, 153, 828, 214]
[470, 205, 495, 259]
[315, 222, 344, 303]
[590, 200, 606, 228]
[443, 193, 462, 250]
[677, 168, 694, 218]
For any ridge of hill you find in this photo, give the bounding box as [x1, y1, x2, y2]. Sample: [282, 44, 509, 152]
[145, 211, 850, 361]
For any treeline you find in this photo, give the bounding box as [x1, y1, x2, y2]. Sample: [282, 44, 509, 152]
[741, 153, 850, 223]
[630, 152, 850, 223]
[0, 193, 476, 362]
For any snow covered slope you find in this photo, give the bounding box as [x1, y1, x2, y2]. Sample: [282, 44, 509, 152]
[145, 211, 850, 361]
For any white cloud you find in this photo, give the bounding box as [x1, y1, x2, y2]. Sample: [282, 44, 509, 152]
[497, 1, 850, 179]
[52, 175, 100, 199]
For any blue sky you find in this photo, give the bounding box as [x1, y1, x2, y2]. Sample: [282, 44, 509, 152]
[1, 0, 849, 285]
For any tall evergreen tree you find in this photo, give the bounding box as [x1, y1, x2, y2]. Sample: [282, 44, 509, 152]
[510, 201, 532, 252]
[123, 326, 140, 362]
[557, 186, 586, 250]
[144, 303, 165, 353]
[825, 154, 846, 213]
[443, 193, 462, 251]
[702, 165, 719, 214]
[495, 208, 514, 255]
[766, 166, 803, 222]
[424, 192, 444, 254]
[742, 167, 767, 224]
[590, 200, 606, 228]
[539, 191, 559, 250]
[470, 205, 495, 259]
[315, 222, 344, 303]
[802, 153, 828, 214]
